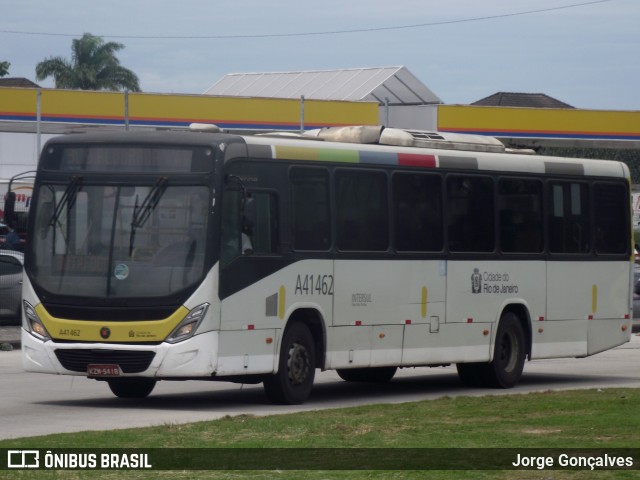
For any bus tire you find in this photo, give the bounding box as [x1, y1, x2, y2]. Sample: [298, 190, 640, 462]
[263, 322, 316, 404]
[107, 378, 156, 398]
[484, 312, 526, 388]
[336, 367, 397, 383]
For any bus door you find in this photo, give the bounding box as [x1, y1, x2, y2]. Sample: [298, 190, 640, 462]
[217, 174, 283, 375]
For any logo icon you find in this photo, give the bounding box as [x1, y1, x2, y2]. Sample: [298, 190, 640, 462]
[114, 263, 129, 280]
[7, 450, 39, 469]
[471, 268, 482, 294]
[100, 327, 111, 339]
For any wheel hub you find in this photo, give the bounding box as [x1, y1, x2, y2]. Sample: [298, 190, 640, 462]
[287, 342, 309, 385]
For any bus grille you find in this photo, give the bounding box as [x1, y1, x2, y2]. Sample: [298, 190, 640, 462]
[54, 349, 156, 373]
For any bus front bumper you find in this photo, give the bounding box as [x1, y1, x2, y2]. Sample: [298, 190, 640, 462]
[21, 329, 220, 378]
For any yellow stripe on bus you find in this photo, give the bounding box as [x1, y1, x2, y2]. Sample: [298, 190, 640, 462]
[278, 285, 286, 320]
[36, 304, 189, 342]
[421, 286, 428, 319]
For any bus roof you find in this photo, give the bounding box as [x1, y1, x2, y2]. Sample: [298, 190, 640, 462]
[242, 126, 630, 179]
[43, 127, 630, 180]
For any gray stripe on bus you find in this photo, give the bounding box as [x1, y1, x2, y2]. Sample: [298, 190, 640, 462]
[438, 156, 479, 170]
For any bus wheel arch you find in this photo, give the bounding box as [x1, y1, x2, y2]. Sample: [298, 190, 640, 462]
[457, 305, 529, 389]
[263, 308, 325, 404]
[499, 303, 532, 361]
[283, 308, 327, 370]
[486, 309, 528, 388]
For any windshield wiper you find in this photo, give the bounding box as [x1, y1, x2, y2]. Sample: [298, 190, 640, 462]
[129, 177, 168, 255]
[132, 177, 168, 229]
[49, 176, 83, 226]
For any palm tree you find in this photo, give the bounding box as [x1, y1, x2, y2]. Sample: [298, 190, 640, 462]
[0, 60, 9, 77]
[35, 33, 140, 91]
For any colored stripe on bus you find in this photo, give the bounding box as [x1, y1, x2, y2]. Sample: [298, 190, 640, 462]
[398, 153, 436, 168]
[275, 145, 320, 161]
[318, 149, 360, 163]
[358, 150, 398, 165]
[271, 145, 478, 170]
[544, 162, 585, 176]
[439, 155, 478, 170]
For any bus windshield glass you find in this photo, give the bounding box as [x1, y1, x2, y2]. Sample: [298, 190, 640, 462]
[29, 181, 209, 299]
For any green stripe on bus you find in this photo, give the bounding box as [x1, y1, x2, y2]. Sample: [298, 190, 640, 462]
[318, 149, 360, 163]
[274, 145, 360, 163]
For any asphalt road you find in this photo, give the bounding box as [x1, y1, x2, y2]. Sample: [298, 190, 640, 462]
[1, 334, 639, 440]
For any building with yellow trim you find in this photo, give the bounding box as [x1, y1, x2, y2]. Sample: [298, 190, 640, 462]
[1, 65, 640, 180]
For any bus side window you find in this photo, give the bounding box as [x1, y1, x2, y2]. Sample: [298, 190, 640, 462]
[498, 178, 543, 253]
[221, 190, 242, 264]
[548, 182, 590, 254]
[594, 182, 628, 255]
[290, 167, 331, 251]
[393, 172, 443, 252]
[336, 169, 389, 252]
[447, 175, 495, 253]
[244, 191, 279, 256]
[221, 189, 278, 265]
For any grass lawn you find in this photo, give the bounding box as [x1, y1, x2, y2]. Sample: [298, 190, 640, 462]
[1, 388, 639, 479]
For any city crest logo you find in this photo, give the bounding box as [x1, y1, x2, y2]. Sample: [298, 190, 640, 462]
[471, 268, 482, 294]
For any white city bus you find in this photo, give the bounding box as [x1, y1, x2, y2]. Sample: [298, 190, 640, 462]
[21, 126, 633, 404]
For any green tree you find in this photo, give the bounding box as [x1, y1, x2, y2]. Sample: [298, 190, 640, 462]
[0, 60, 9, 77]
[35, 33, 140, 91]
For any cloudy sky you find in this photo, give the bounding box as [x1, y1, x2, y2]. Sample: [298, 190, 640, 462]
[1, 0, 638, 110]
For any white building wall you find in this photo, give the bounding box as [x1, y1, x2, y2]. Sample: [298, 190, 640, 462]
[0, 132, 55, 179]
[380, 105, 439, 131]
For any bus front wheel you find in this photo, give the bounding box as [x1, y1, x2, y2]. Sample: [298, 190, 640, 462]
[107, 378, 156, 398]
[263, 322, 316, 404]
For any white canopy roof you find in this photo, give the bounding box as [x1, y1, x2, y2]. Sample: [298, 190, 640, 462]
[203, 66, 442, 106]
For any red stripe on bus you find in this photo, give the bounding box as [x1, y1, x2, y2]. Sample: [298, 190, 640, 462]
[398, 153, 436, 167]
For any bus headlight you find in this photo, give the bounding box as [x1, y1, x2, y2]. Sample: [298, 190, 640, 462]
[24, 301, 51, 341]
[166, 303, 210, 344]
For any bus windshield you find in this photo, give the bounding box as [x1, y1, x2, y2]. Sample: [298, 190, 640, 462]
[29, 181, 210, 299]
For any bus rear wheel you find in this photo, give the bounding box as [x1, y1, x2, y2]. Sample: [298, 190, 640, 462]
[263, 322, 316, 404]
[107, 378, 156, 398]
[336, 367, 397, 383]
[456, 312, 526, 389]
[485, 312, 526, 388]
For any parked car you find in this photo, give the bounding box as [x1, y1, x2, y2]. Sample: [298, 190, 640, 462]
[0, 250, 23, 324]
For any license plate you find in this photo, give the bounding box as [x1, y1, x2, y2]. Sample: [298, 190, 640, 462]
[87, 364, 121, 377]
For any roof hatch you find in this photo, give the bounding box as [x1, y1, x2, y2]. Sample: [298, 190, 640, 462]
[306, 126, 506, 153]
